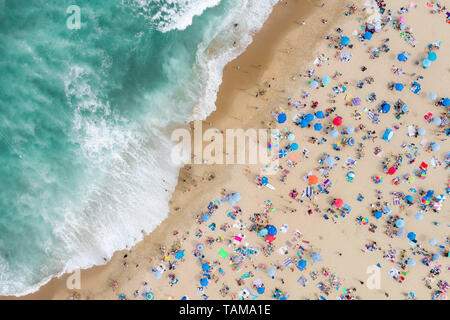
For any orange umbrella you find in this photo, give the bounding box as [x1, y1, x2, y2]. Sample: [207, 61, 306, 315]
[308, 175, 318, 185]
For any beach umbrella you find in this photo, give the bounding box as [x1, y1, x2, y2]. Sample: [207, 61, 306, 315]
[397, 53, 407, 61]
[310, 80, 319, 89]
[428, 51, 437, 61]
[381, 102, 391, 113]
[145, 292, 154, 300]
[324, 156, 336, 168]
[253, 278, 263, 287]
[340, 36, 350, 46]
[261, 176, 269, 185]
[315, 110, 324, 119]
[401, 104, 408, 112]
[308, 175, 318, 185]
[395, 83, 404, 91]
[257, 287, 265, 294]
[305, 113, 314, 122]
[153, 271, 162, 279]
[228, 193, 242, 206]
[415, 212, 424, 221]
[297, 259, 307, 270]
[426, 190, 434, 198]
[395, 219, 405, 228]
[267, 268, 275, 278]
[405, 195, 414, 205]
[314, 123, 323, 131]
[346, 171, 355, 181]
[407, 232, 416, 241]
[200, 278, 209, 286]
[363, 32, 372, 40]
[329, 129, 339, 138]
[430, 142, 440, 152]
[432, 253, 439, 261]
[352, 97, 361, 106]
[346, 126, 354, 134]
[374, 211, 382, 219]
[288, 153, 299, 163]
[422, 58, 431, 68]
[397, 228, 406, 237]
[443, 98, 450, 107]
[400, 23, 406, 30]
[279, 149, 287, 158]
[290, 143, 299, 151]
[347, 137, 355, 146]
[196, 244, 204, 251]
[258, 228, 268, 237]
[322, 76, 331, 85]
[311, 252, 322, 263]
[202, 263, 211, 271]
[406, 258, 416, 266]
[266, 234, 276, 243]
[300, 119, 309, 128]
[287, 133, 295, 141]
[175, 250, 185, 259]
[433, 117, 442, 126]
[267, 225, 277, 236]
[334, 198, 343, 208]
[429, 238, 437, 246]
[387, 167, 396, 175]
[333, 116, 343, 126]
[417, 128, 426, 136]
[201, 213, 211, 222]
[429, 92, 437, 100]
[278, 113, 287, 124]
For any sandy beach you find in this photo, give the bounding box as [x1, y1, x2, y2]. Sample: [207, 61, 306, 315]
[6, 0, 449, 300]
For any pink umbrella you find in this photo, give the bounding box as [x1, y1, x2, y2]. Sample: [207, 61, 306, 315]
[334, 198, 344, 208]
[398, 16, 406, 23]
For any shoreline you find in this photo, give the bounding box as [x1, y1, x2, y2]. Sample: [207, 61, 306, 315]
[6, 0, 336, 300]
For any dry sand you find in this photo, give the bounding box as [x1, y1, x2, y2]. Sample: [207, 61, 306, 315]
[5, 0, 449, 300]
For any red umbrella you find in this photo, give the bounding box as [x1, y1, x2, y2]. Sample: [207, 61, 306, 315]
[333, 116, 343, 126]
[265, 234, 276, 243]
[387, 167, 396, 175]
[334, 198, 343, 208]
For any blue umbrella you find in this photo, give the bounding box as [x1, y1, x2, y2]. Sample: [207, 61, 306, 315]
[267, 268, 275, 278]
[406, 258, 416, 266]
[329, 129, 339, 138]
[433, 117, 442, 126]
[324, 156, 336, 168]
[311, 252, 322, 263]
[340, 36, 350, 46]
[346, 126, 354, 134]
[200, 278, 209, 286]
[305, 113, 314, 122]
[395, 219, 405, 228]
[257, 287, 265, 294]
[267, 225, 277, 235]
[290, 143, 299, 151]
[322, 76, 331, 85]
[429, 92, 437, 100]
[443, 98, 450, 107]
[405, 195, 414, 204]
[397, 228, 406, 237]
[196, 244, 204, 251]
[297, 259, 307, 270]
[422, 58, 431, 68]
[300, 119, 309, 128]
[374, 211, 382, 219]
[258, 228, 268, 237]
[228, 193, 242, 206]
[397, 53, 407, 61]
[261, 176, 269, 185]
[363, 32, 372, 40]
[279, 149, 287, 158]
[426, 190, 434, 198]
[417, 128, 426, 136]
[428, 51, 437, 61]
[407, 232, 416, 241]
[314, 123, 323, 131]
[429, 238, 437, 246]
[415, 212, 424, 221]
[315, 110, 324, 119]
[432, 253, 439, 261]
[175, 250, 185, 259]
[395, 83, 404, 91]
[278, 113, 287, 123]
[202, 263, 211, 271]
[201, 213, 211, 222]
[381, 102, 391, 113]
[153, 271, 162, 279]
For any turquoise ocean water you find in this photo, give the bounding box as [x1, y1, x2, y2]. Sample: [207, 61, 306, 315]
[0, 0, 278, 295]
